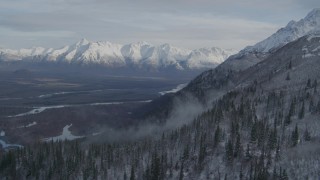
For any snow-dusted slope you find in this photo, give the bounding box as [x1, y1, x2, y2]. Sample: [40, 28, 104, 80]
[186, 47, 236, 69]
[217, 8, 320, 72]
[0, 40, 236, 70]
[242, 8, 320, 54]
[0, 47, 52, 61]
[148, 8, 320, 117]
[145, 31, 320, 120]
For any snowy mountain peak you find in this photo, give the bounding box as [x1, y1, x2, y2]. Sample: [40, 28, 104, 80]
[286, 20, 296, 27]
[305, 8, 320, 19]
[160, 43, 171, 48]
[241, 8, 320, 54]
[134, 41, 152, 46]
[75, 38, 90, 46]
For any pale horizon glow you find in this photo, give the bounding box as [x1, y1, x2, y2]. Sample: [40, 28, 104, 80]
[0, 0, 319, 50]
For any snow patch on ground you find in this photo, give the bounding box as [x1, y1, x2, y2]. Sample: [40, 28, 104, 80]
[302, 44, 319, 58]
[92, 131, 104, 136]
[26, 121, 37, 127]
[303, 53, 316, 58]
[312, 46, 320, 52]
[8, 105, 67, 117]
[0, 131, 5, 137]
[159, 83, 187, 95]
[18, 121, 37, 128]
[302, 46, 308, 51]
[0, 139, 23, 149]
[43, 124, 84, 142]
[307, 34, 320, 41]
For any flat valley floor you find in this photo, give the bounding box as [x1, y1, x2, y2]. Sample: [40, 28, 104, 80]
[0, 69, 188, 145]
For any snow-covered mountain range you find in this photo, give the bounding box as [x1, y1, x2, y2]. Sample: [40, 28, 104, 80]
[0, 39, 236, 71]
[1, 8, 319, 72]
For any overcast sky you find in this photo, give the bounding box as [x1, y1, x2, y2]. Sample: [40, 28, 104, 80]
[0, 0, 319, 50]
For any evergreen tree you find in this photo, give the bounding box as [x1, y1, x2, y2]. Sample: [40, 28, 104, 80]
[285, 73, 290, 80]
[281, 169, 288, 180]
[245, 144, 251, 160]
[225, 140, 234, 163]
[151, 152, 160, 180]
[275, 141, 281, 161]
[198, 133, 207, 171]
[288, 61, 292, 69]
[304, 127, 311, 141]
[213, 125, 221, 148]
[291, 124, 299, 147]
[298, 101, 305, 119]
[317, 101, 320, 113]
[306, 78, 311, 88]
[124, 171, 127, 180]
[285, 99, 296, 125]
[266, 151, 272, 168]
[182, 145, 189, 161]
[179, 161, 184, 180]
[309, 99, 314, 112]
[313, 79, 318, 92]
[239, 166, 243, 180]
[144, 165, 151, 180]
[268, 126, 277, 150]
[272, 166, 277, 179]
[234, 134, 241, 158]
[284, 114, 291, 125]
[250, 122, 257, 143]
[130, 165, 135, 180]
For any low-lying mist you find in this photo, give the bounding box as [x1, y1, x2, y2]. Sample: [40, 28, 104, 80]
[85, 93, 205, 144]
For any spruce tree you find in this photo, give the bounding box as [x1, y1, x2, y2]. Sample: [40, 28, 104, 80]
[151, 153, 160, 180]
[198, 133, 206, 171]
[304, 127, 311, 141]
[268, 127, 277, 150]
[313, 79, 318, 92]
[281, 169, 289, 180]
[288, 61, 292, 69]
[286, 73, 290, 80]
[130, 165, 135, 180]
[124, 171, 127, 180]
[291, 124, 299, 147]
[272, 166, 277, 179]
[182, 145, 189, 161]
[250, 122, 257, 143]
[245, 144, 251, 160]
[239, 166, 243, 180]
[307, 78, 311, 88]
[275, 141, 281, 161]
[298, 101, 305, 119]
[225, 140, 233, 163]
[179, 161, 184, 180]
[234, 134, 241, 158]
[317, 101, 320, 113]
[309, 99, 314, 112]
[213, 125, 221, 148]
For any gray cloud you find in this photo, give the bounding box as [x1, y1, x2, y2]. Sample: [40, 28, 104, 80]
[0, 0, 318, 50]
